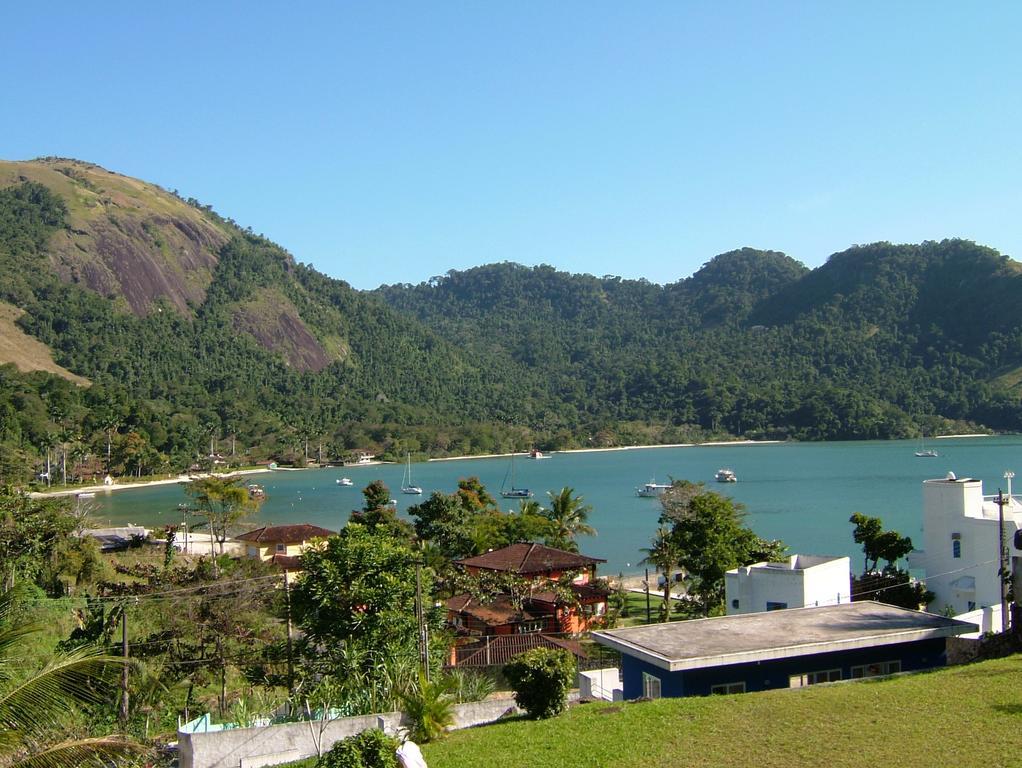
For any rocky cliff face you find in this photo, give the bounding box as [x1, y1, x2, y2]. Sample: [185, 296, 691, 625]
[0, 158, 228, 316]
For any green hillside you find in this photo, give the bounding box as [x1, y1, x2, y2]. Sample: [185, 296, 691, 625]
[420, 654, 1022, 768]
[1, 157, 1021, 485]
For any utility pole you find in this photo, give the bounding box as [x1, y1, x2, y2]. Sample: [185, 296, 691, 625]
[284, 570, 295, 705]
[415, 561, 430, 681]
[996, 487, 1010, 633]
[119, 603, 129, 728]
[644, 568, 651, 624]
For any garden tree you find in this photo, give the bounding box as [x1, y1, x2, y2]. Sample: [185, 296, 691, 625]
[350, 481, 414, 539]
[849, 512, 913, 572]
[848, 513, 932, 609]
[0, 490, 75, 591]
[164, 559, 282, 717]
[641, 528, 683, 622]
[542, 487, 595, 552]
[503, 647, 575, 720]
[409, 492, 476, 561]
[454, 476, 498, 514]
[290, 524, 444, 714]
[184, 475, 260, 560]
[0, 587, 140, 767]
[659, 487, 786, 615]
[470, 500, 555, 553]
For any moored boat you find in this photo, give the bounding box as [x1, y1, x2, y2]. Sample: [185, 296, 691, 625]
[636, 480, 672, 498]
[336, 477, 354, 486]
[401, 453, 423, 495]
[714, 468, 737, 483]
[500, 451, 534, 499]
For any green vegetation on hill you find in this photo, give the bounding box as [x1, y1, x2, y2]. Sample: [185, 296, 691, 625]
[2, 157, 1022, 485]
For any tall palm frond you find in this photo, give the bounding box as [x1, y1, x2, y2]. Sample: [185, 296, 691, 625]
[543, 487, 595, 552]
[0, 589, 142, 768]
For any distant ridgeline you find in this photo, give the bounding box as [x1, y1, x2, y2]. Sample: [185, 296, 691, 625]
[1, 157, 1021, 482]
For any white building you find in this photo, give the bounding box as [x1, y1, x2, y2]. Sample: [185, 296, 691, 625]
[725, 554, 851, 615]
[908, 472, 1022, 617]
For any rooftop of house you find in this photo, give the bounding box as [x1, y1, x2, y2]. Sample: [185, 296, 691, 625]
[447, 594, 538, 626]
[453, 633, 588, 667]
[729, 554, 850, 575]
[454, 542, 605, 575]
[592, 602, 977, 673]
[235, 524, 335, 544]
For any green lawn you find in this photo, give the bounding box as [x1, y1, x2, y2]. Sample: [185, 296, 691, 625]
[418, 655, 1022, 768]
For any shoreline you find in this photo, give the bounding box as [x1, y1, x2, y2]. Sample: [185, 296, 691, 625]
[429, 439, 784, 463]
[28, 467, 272, 499]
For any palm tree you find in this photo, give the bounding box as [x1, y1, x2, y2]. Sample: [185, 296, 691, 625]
[0, 589, 138, 767]
[543, 487, 595, 552]
[640, 528, 682, 622]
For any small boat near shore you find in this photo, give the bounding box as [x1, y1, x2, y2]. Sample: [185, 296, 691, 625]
[529, 448, 551, 459]
[336, 477, 354, 486]
[636, 480, 672, 498]
[714, 468, 737, 483]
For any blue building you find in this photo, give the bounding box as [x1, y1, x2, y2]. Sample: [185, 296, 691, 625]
[592, 602, 976, 699]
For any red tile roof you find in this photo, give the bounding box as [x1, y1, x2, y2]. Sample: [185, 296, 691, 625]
[235, 524, 335, 544]
[451, 633, 588, 667]
[529, 583, 610, 606]
[446, 594, 539, 626]
[270, 554, 302, 569]
[454, 542, 605, 575]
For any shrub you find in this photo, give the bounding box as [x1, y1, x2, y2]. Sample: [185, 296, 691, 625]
[502, 647, 575, 719]
[399, 672, 456, 743]
[316, 729, 399, 768]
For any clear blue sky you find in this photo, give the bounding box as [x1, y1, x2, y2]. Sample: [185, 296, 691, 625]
[3, 2, 1020, 290]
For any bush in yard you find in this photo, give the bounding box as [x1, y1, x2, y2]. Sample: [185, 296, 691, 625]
[503, 647, 575, 719]
[316, 728, 399, 768]
[399, 672, 457, 743]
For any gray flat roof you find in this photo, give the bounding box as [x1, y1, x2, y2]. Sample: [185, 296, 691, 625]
[592, 602, 977, 672]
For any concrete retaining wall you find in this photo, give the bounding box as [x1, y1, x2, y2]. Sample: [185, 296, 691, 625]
[179, 698, 523, 768]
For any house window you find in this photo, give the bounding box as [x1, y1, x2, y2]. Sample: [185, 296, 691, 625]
[276, 543, 286, 553]
[710, 682, 746, 695]
[731, 599, 740, 609]
[850, 660, 901, 679]
[967, 601, 976, 611]
[766, 601, 788, 611]
[789, 669, 841, 688]
[642, 672, 662, 699]
[952, 539, 961, 558]
[515, 621, 542, 634]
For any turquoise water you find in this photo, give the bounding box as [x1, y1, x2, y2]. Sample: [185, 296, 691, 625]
[91, 436, 1022, 576]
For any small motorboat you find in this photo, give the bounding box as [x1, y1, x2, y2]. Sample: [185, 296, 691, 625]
[337, 477, 354, 486]
[714, 468, 737, 483]
[636, 480, 672, 498]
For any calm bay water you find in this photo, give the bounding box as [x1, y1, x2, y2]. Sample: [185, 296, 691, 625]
[91, 436, 1022, 576]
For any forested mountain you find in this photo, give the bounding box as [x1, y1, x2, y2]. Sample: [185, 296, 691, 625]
[1, 157, 1020, 485]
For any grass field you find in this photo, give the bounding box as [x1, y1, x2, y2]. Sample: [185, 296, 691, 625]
[414, 655, 1022, 768]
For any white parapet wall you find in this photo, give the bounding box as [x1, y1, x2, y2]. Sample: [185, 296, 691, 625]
[178, 698, 523, 768]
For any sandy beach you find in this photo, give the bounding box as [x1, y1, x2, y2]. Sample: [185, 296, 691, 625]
[28, 467, 272, 499]
[428, 439, 783, 463]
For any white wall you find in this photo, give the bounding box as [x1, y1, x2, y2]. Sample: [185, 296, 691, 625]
[910, 476, 1022, 616]
[179, 698, 524, 768]
[725, 555, 851, 615]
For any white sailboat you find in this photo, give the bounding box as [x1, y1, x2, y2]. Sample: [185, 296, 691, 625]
[401, 453, 423, 495]
[500, 451, 533, 499]
[915, 435, 938, 458]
